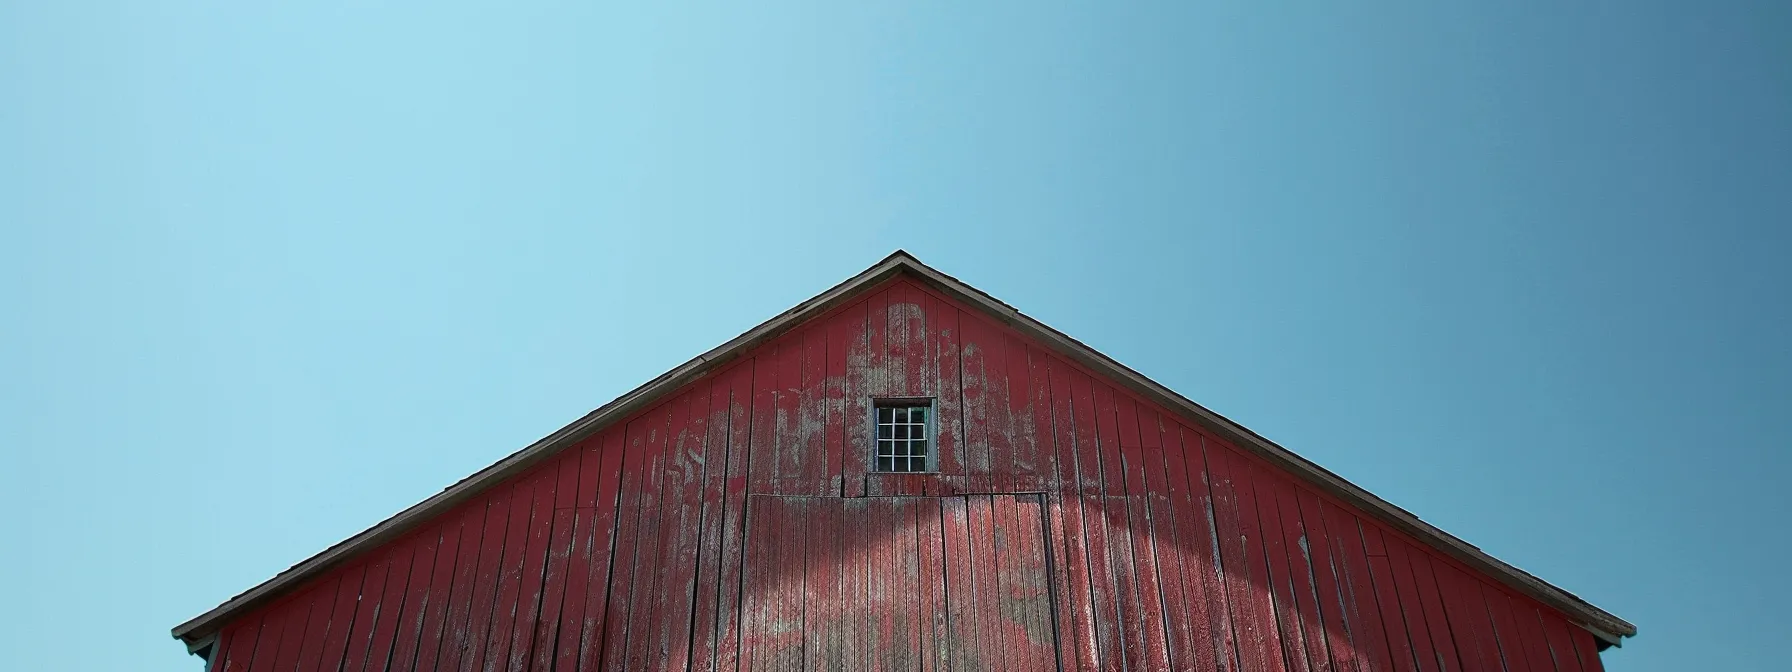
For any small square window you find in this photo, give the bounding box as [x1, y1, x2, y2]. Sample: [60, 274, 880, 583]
[874, 401, 932, 473]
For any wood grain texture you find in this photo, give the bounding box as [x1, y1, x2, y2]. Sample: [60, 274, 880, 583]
[242, 599, 287, 672]
[193, 275, 1615, 672]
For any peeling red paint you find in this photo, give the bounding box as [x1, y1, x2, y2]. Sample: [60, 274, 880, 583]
[204, 275, 1605, 672]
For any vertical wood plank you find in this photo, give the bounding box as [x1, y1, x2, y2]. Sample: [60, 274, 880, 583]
[1091, 384, 1138, 668]
[599, 415, 651, 672]
[842, 496, 860, 672]
[1272, 476, 1332, 672]
[1568, 627, 1605, 672]
[1295, 489, 1360, 672]
[1150, 420, 1201, 672]
[924, 294, 964, 490]
[739, 496, 774, 671]
[214, 620, 261, 672]
[891, 498, 922, 672]
[408, 508, 462, 672]
[867, 496, 898, 672]
[1473, 580, 1531, 672]
[896, 281, 922, 390]
[524, 508, 575, 672]
[1067, 371, 1105, 498]
[290, 578, 338, 672]
[1435, 562, 1503, 672]
[552, 505, 595, 672]
[771, 330, 803, 491]
[311, 564, 368, 672]
[758, 495, 788, 672]
[215, 617, 263, 672]
[806, 498, 845, 671]
[689, 367, 738, 671]
[275, 589, 326, 672]
[1080, 494, 1125, 670]
[1537, 612, 1587, 672]
[481, 474, 542, 672]
[1046, 494, 1092, 671]
[711, 362, 758, 672]
[773, 497, 809, 670]
[840, 301, 871, 498]
[1045, 361, 1100, 671]
[1252, 468, 1314, 672]
[1194, 431, 1245, 672]
[362, 541, 417, 672]
[502, 470, 558, 672]
[1361, 523, 1421, 672]
[438, 502, 491, 672]
[1040, 358, 1079, 487]
[243, 602, 289, 672]
[345, 553, 394, 672]
[1220, 450, 1289, 672]
[1115, 394, 1147, 497]
[1169, 427, 1233, 671]
[1090, 383, 1126, 498]
[823, 306, 851, 496]
[1124, 495, 1171, 672]
[840, 497, 867, 671]
[991, 494, 1025, 670]
[1012, 495, 1059, 670]
[526, 455, 582, 672]
[1120, 404, 1172, 672]
[1026, 347, 1060, 494]
[747, 341, 781, 496]
[1405, 542, 1464, 672]
[623, 401, 678, 670]
[967, 495, 1007, 670]
[576, 431, 628, 672]
[865, 289, 891, 406]
[1320, 502, 1393, 672]
[959, 313, 1003, 490]
[797, 326, 829, 495]
[660, 382, 714, 670]
[1380, 533, 1442, 672]
[940, 496, 977, 672]
[387, 529, 442, 672]
[1203, 432, 1256, 672]
[917, 497, 949, 672]
[1541, 612, 1584, 670]
[1503, 597, 1562, 672]
[1000, 332, 1037, 489]
[454, 484, 510, 672]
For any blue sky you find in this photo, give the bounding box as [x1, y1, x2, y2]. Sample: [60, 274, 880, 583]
[3, 2, 1787, 670]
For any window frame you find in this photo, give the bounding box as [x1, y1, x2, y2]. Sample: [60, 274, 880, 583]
[868, 397, 938, 474]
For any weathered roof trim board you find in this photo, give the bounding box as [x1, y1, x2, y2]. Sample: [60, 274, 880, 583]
[173, 251, 1635, 646]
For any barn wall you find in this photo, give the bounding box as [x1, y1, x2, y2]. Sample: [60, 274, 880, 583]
[208, 275, 1606, 672]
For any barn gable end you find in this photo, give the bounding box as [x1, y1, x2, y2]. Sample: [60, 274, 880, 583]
[176, 252, 1633, 671]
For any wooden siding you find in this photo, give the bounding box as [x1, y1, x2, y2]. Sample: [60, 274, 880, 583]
[736, 494, 1058, 669]
[208, 275, 1605, 672]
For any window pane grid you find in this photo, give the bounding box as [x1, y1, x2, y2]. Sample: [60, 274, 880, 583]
[874, 404, 930, 473]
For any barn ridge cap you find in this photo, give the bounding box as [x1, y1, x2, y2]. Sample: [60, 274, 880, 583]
[171, 249, 1636, 648]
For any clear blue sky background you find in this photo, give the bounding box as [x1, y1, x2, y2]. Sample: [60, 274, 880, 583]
[3, 2, 1787, 670]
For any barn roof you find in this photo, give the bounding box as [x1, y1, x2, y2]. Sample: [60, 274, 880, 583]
[172, 251, 1635, 648]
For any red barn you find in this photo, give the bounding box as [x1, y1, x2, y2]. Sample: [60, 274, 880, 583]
[173, 252, 1635, 671]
